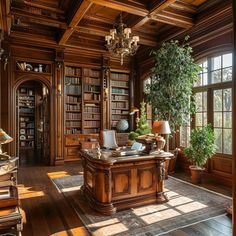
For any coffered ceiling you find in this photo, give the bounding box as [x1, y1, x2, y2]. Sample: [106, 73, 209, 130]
[0, 0, 231, 54]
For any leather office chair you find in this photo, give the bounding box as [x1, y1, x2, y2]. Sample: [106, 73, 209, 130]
[100, 130, 118, 149]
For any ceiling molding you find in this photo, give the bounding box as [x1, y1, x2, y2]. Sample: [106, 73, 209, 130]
[59, 0, 93, 45]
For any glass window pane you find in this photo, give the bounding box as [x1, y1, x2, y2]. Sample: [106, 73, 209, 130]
[214, 90, 222, 111]
[223, 112, 232, 128]
[203, 92, 207, 111]
[223, 53, 232, 68]
[214, 112, 222, 127]
[223, 129, 232, 154]
[203, 112, 207, 125]
[203, 73, 208, 85]
[195, 74, 202, 87]
[212, 56, 221, 70]
[223, 89, 232, 111]
[203, 61, 208, 72]
[223, 67, 232, 82]
[195, 93, 202, 111]
[212, 69, 221, 84]
[195, 113, 203, 127]
[214, 128, 222, 153]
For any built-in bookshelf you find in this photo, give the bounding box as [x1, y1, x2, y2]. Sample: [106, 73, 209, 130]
[83, 68, 101, 134]
[18, 86, 35, 150]
[64, 66, 82, 134]
[110, 72, 130, 129]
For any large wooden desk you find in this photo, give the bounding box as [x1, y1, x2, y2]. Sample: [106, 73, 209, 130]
[80, 150, 173, 215]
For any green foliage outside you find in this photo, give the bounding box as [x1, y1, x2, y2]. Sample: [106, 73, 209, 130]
[145, 37, 201, 132]
[184, 124, 216, 168]
[128, 101, 151, 140]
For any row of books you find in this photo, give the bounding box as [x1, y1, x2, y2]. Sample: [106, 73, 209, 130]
[66, 104, 81, 111]
[111, 121, 118, 128]
[20, 122, 34, 128]
[111, 73, 129, 81]
[84, 113, 100, 119]
[20, 140, 34, 147]
[84, 84, 100, 92]
[65, 121, 81, 127]
[66, 113, 81, 119]
[111, 88, 129, 95]
[84, 106, 100, 113]
[111, 95, 129, 101]
[83, 128, 100, 134]
[84, 120, 100, 127]
[65, 85, 81, 94]
[112, 114, 129, 120]
[65, 67, 82, 76]
[66, 96, 81, 103]
[84, 68, 100, 77]
[111, 80, 128, 87]
[84, 93, 101, 101]
[20, 108, 34, 113]
[84, 77, 100, 85]
[65, 76, 81, 84]
[111, 101, 129, 109]
[19, 96, 35, 101]
[112, 110, 129, 114]
[66, 128, 81, 134]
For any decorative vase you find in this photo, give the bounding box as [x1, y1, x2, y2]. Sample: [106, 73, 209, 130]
[156, 136, 165, 152]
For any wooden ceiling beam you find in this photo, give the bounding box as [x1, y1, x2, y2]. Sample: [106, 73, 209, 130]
[11, 9, 67, 29]
[75, 25, 158, 47]
[149, 0, 177, 16]
[59, 0, 93, 45]
[128, 0, 179, 29]
[153, 10, 193, 28]
[90, 0, 148, 17]
[170, 1, 197, 14]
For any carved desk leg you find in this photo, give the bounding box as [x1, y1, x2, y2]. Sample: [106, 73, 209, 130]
[156, 160, 169, 203]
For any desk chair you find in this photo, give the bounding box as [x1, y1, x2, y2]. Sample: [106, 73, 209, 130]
[100, 130, 118, 149]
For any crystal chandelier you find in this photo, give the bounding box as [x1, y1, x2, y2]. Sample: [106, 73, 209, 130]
[105, 13, 139, 65]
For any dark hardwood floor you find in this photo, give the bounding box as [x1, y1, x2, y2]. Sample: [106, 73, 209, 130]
[15, 163, 232, 236]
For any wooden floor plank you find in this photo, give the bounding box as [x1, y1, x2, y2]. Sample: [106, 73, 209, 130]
[15, 164, 231, 236]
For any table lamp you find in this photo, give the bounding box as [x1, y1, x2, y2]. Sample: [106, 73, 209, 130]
[0, 128, 13, 154]
[130, 107, 140, 127]
[152, 121, 171, 152]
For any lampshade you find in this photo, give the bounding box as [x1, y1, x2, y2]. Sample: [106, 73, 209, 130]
[0, 129, 13, 144]
[129, 107, 139, 115]
[152, 121, 171, 135]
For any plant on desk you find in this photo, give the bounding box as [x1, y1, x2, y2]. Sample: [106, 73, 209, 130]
[128, 101, 151, 142]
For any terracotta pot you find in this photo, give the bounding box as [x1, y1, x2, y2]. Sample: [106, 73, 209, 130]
[189, 165, 204, 184]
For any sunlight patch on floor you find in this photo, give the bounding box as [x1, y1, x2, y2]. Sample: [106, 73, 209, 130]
[176, 201, 207, 213]
[47, 171, 71, 179]
[132, 204, 168, 216]
[141, 208, 181, 224]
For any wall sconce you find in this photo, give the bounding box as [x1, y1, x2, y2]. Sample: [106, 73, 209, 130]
[130, 107, 140, 127]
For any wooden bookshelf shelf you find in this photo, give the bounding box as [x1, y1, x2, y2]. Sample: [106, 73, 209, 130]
[110, 71, 130, 130]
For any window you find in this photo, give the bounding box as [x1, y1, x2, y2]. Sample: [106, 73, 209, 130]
[180, 52, 232, 157]
[195, 91, 207, 128]
[213, 88, 232, 154]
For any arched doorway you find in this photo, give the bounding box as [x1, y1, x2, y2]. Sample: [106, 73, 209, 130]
[15, 80, 50, 166]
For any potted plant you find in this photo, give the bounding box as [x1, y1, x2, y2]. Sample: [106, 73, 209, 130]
[145, 36, 201, 173]
[128, 101, 151, 143]
[184, 124, 216, 184]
